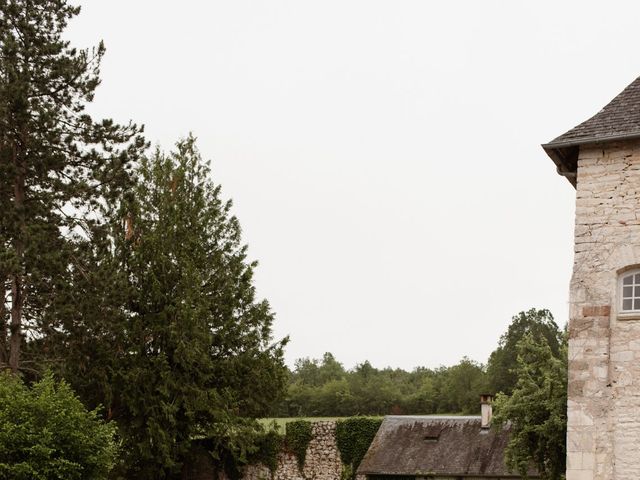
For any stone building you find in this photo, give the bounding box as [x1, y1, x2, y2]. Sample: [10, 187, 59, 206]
[357, 397, 539, 479]
[543, 75, 640, 479]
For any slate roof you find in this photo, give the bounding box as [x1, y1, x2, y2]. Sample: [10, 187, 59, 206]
[543, 75, 640, 187]
[357, 416, 539, 479]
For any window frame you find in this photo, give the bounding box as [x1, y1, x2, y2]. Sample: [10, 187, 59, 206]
[618, 268, 640, 319]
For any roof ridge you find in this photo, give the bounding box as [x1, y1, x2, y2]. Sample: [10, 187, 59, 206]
[547, 75, 640, 146]
[542, 74, 640, 187]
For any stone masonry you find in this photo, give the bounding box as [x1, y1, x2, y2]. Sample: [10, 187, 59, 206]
[238, 421, 342, 480]
[184, 421, 344, 480]
[567, 140, 640, 480]
[301, 422, 343, 480]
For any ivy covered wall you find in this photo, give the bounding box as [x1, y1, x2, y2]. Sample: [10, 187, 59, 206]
[182, 418, 382, 480]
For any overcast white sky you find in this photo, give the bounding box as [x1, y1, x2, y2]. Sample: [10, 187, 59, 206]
[65, 1, 640, 371]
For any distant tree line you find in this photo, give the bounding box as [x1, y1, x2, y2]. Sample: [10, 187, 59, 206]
[274, 354, 484, 416]
[273, 308, 564, 418]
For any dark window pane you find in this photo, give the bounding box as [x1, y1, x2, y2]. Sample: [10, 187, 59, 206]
[624, 275, 634, 285]
[635, 273, 640, 284]
[635, 286, 640, 297]
[624, 299, 633, 310]
[624, 286, 633, 297]
[634, 299, 640, 310]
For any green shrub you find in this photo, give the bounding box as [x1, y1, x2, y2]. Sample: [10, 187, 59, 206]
[0, 372, 117, 480]
[284, 420, 313, 469]
[336, 417, 382, 480]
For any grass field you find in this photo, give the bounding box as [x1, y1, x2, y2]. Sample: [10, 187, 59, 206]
[259, 413, 468, 432]
[259, 417, 382, 432]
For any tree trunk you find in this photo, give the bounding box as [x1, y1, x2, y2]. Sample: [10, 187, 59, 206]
[9, 142, 24, 374]
[0, 285, 7, 367]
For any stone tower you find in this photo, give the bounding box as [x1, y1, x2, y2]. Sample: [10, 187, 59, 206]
[544, 76, 640, 480]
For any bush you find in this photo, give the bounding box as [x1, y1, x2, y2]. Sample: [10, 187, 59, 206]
[0, 372, 117, 480]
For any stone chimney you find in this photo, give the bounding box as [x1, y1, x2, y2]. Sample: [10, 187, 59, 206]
[480, 394, 493, 429]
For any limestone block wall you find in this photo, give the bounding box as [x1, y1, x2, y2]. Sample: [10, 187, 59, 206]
[568, 140, 640, 480]
[301, 422, 343, 480]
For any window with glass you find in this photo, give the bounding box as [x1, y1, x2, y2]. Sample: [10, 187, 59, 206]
[620, 271, 640, 313]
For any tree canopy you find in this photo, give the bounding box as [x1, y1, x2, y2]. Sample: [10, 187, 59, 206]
[275, 354, 487, 417]
[486, 308, 563, 396]
[274, 309, 565, 418]
[0, 0, 146, 373]
[105, 138, 288, 478]
[1, 1, 288, 477]
[492, 333, 568, 480]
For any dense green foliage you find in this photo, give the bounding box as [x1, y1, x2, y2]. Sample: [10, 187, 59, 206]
[0, 372, 117, 480]
[0, 0, 288, 473]
[13, 134, 288, 479]
[493, 333, 568, 480]
[0, 0, 145, 373]
[275, 309, 563, 417]
[486, 309, 563, 396]
[60, 138, 287, 480]
[275, 353, 487, 416]
[335, 417, 383, 480]
[284, 420, 313, 469]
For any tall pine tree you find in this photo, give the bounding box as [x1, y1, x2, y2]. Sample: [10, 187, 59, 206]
[0, 0, 146, 372]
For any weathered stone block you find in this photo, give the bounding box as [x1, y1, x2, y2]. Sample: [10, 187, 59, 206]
[582, 305, 611, 317]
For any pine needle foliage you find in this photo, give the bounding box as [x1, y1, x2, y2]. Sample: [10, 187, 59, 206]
[0, 0, 146, 373]
[106, 137, 288, 479]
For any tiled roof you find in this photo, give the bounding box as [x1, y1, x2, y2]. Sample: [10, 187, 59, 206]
[543, 75, 640, 187]
[356, 416, 539, 478]
[547, 76, 640, 146]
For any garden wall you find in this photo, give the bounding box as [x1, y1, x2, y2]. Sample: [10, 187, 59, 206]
[182, 419, 376, 480]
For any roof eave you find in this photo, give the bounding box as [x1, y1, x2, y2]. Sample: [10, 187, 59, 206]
[541, 143, 578, 188]
[542, 131, 640, 189]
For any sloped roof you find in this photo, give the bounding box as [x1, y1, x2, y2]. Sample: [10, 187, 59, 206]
[543, 76, 640, 187]
[357, 416, 539, 478]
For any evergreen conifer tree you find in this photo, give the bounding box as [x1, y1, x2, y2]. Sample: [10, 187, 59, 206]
[0, 0, 146, 372]
[99, 137, 287, 478]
